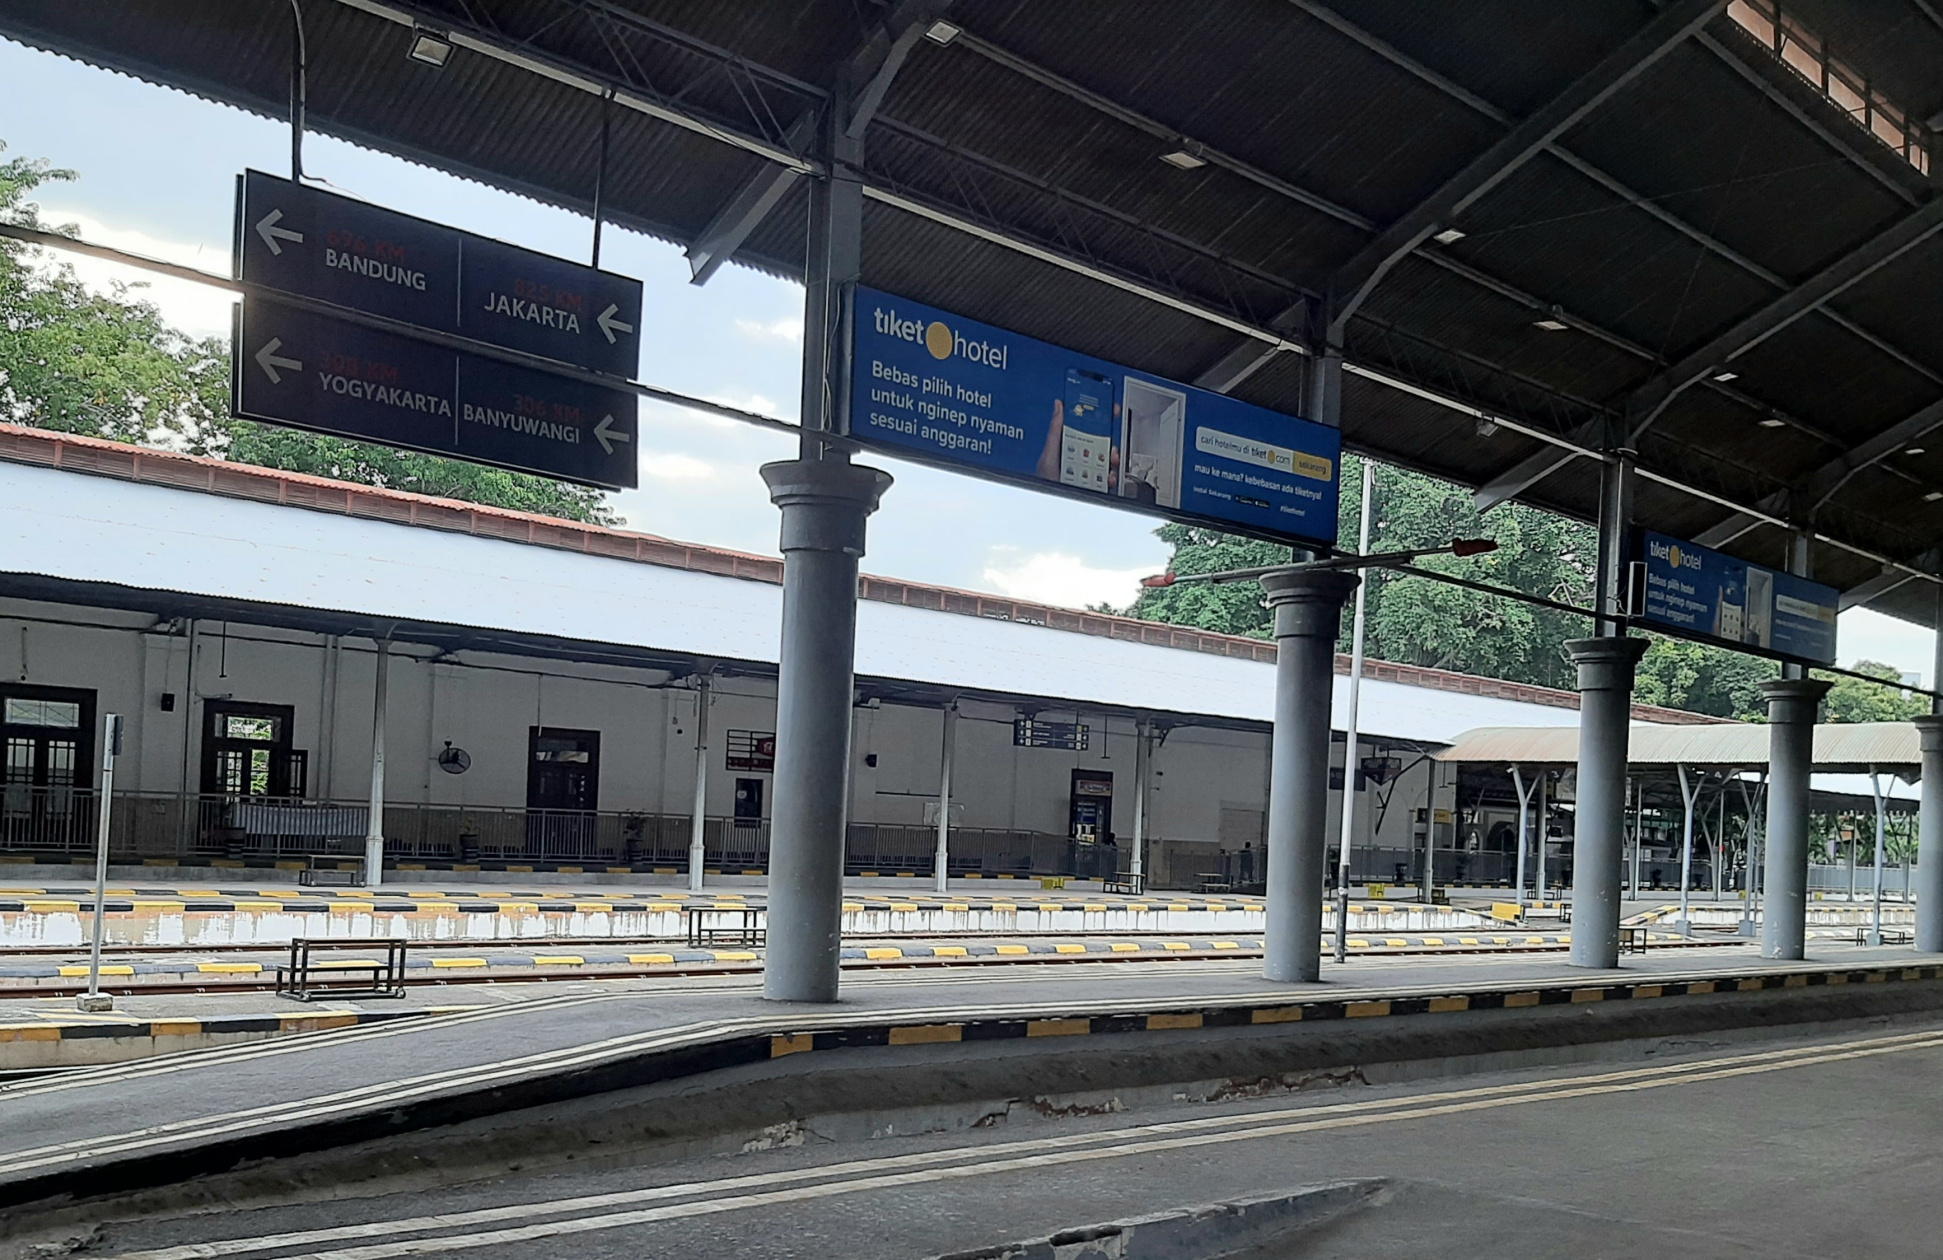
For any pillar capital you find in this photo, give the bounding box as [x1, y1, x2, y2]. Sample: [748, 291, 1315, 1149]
[1564, 636, 1647, 693]
[1759, 677, 1832, 726]
[762, 458, 892, 556]
[1911, 713, 1943, 754]
[1258, 569, 1359, 641]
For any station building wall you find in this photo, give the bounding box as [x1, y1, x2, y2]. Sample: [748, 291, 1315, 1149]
[3, 595, 1443, 859]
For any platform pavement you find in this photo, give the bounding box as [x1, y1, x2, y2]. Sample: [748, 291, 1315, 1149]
[4, 940, 1939, 1210]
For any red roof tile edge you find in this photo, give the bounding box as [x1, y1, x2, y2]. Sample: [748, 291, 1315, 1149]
[0, 424, 1722, 725]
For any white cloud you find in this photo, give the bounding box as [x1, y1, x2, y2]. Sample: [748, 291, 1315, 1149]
[27, 205, 236, 341]
[733, 316, 802, 343]
[639, 451, 716, 481]
[982, 550, 1159, 611]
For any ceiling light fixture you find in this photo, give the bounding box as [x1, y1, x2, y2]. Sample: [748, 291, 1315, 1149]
[1534, 318, 1567, 331]
[1927, 491, 1943, 502]
[924, 20, 962, 44]
[1759, 417, 1787, 428]
[1907, 447, 1927, 456]
[1712, 370, 1738, 382]
[408, 29, 453, 66]
[1160, 148, 1207, 170]
[1433, 228, 1466, 244]
[1476, 417, 1499, 438]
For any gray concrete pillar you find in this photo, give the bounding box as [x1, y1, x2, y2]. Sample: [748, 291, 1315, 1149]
[1566, 636, 1647, 968]
[1759, 678, 1831, 960]
[1913, 716, 1943, 951]
[1258, 569, 1358, 983]
[760, 457, 891, 1003]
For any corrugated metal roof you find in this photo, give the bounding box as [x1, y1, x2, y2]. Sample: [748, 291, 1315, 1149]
[1437, 721, 1928, 770]
[1, 0, 1939, 628]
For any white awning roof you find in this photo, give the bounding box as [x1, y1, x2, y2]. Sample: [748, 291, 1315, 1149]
[1, 460, 1634, 744]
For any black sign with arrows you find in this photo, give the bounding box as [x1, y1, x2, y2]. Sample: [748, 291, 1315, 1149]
[234, 296, 638, 489]
[235, 170, 643, 378]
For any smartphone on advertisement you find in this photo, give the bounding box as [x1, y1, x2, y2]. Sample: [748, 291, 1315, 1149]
[1059, 368, 1115, 491]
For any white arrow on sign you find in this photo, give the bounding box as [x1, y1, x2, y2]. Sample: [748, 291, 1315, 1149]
[255, 209, 304, 256]
[593, 414, 631, 456]
[254, 337, 303, 385]
[597, 303, 634, 345]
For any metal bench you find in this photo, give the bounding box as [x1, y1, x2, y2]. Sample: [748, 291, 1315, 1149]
[298, 854, 363, 887]
[275, 937, 408, 1001]
[1619, 925, 1648, 955]
[1855, 927, 1913, 946]
[1101, 873, 1144, 895]
[686, 905, 764, 948]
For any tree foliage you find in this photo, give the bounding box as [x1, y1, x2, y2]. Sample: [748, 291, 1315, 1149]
[1120, 452, 1907, 723]
[1816, 659, 1929, 724]
[0, 142, 618, 524]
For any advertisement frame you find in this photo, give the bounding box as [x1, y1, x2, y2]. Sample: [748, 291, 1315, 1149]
[840, 284, 1342, 552]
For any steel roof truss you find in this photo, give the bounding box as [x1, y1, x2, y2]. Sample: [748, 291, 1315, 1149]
[1625, 200, 1943, 442]
[1325, 0, 1728, 334]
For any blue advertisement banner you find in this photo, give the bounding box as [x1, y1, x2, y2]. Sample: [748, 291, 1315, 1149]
[846, 286, 1340, 547]
[1633, 530, 1839, 665]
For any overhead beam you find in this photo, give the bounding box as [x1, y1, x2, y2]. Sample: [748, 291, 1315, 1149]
[1326, 0, 1726, 332]
[1192, 301, 1308, 393]
[1625, 200, 1943, 438]
[1841, 566, 1919, 612]
[1694, 397, 1943, 545]
[1473, 421, 1602, 512]
[683, 0, 951, 283]
[686, 112, 817, 284]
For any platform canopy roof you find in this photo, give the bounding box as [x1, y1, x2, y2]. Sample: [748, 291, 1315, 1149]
[6, 1, 1943, 622]
[1437, 722, 1928, 773]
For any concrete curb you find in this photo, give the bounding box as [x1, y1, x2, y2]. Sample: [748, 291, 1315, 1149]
[0, 1006, 458, 1070]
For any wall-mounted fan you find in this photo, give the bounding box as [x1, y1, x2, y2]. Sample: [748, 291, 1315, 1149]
[437, 742, 472, 775]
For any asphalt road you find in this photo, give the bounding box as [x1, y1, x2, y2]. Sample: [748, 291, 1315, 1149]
[46, 1013, 1943, 1259]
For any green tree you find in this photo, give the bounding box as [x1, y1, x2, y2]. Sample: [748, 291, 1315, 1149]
[1633, 636, 1775, 720]
[1816, 660, 1929, 724]
[1, 141, 618, 524]
[1122, 454, 1597, 690]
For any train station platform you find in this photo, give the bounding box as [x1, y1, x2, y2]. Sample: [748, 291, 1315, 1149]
[6, 943, 1942, 1225]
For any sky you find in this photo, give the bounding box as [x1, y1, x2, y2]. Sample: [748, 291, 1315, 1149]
[1, 37, 1936, 685]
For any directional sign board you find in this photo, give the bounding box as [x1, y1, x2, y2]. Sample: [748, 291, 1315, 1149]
[236, 170, 642, 378]
[234, 296, 638, 489]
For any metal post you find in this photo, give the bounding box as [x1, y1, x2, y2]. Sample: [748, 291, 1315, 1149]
[78, 713, 123, 1013]
[1737, 774, 1763, 935]
[1566, 636, 1648, 968]
[688, 672, 712, 892]
[1759, 678, 1829, 961]
[1676, 763, 1696, 934]
[1916, 717, 1943, 951]
[1332, 459, 1374, 964]
[1869, 766, 1888, 946]
[1535, 771, 1548, 900]
[933, 703, 956, 894]
[1510, 765, 1530, 906]
[1715, 784, 1726, 900]
[1259, 569, 1358, 983]
[287, 0, 306, 181]
[363, 636, 389, 889]
[760, 459, 891, 1003]
[1627, 776, 1641, 899]
[590, 91, 611, 267]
